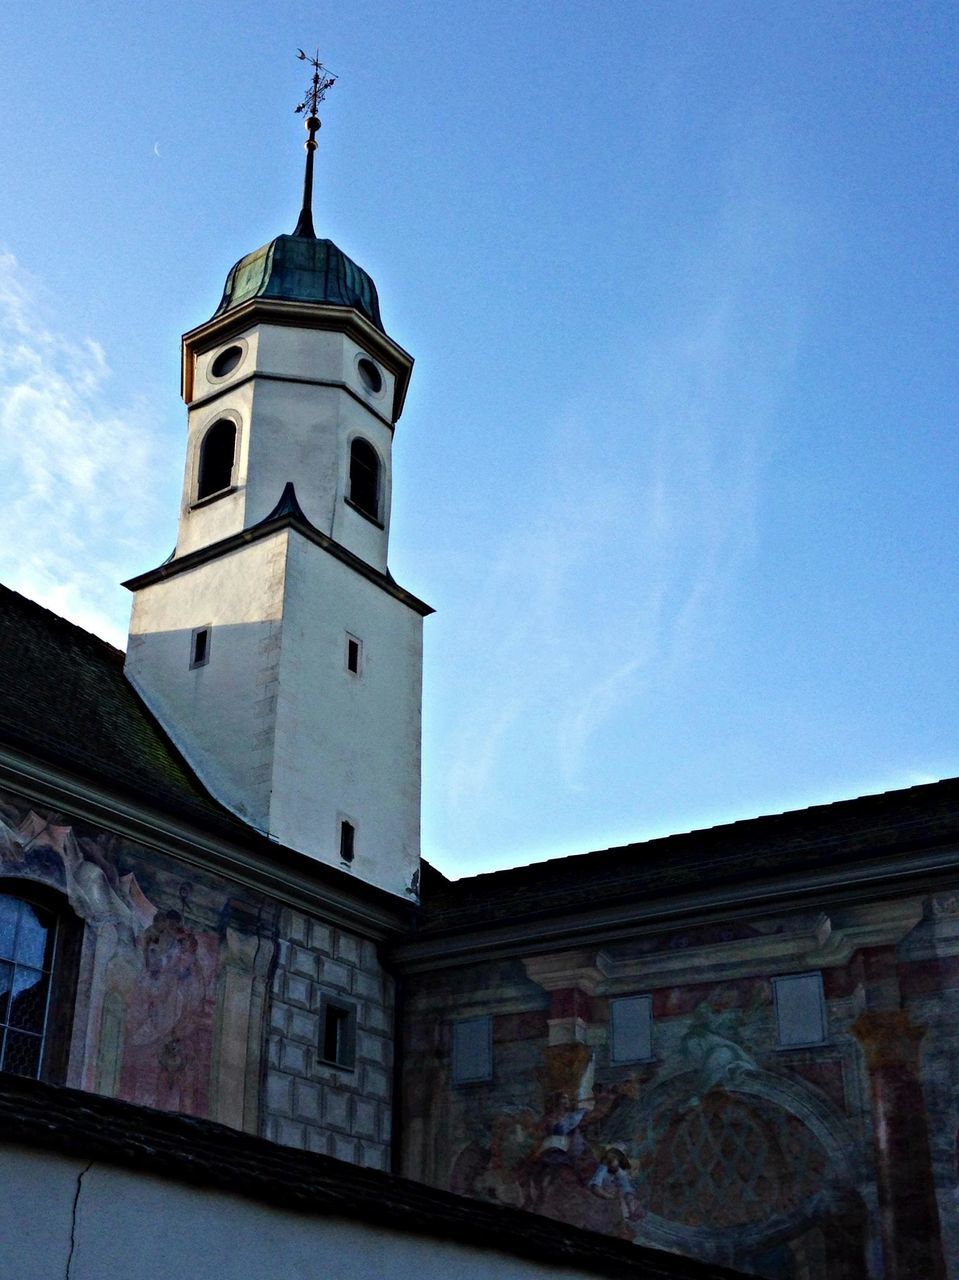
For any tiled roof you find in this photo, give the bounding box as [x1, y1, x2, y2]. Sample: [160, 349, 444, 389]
[419, 777, 959, 933]
[0, 584, 246, 834]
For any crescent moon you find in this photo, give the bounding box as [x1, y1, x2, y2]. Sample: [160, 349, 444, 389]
[153, 141, 161, 158]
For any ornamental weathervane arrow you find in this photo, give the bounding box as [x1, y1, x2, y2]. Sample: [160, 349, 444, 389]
[293, 48, 337, 238]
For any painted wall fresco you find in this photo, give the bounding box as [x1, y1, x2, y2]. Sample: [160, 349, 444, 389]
[0, 786, 276, 1132]
[403, 898, 959, 1280]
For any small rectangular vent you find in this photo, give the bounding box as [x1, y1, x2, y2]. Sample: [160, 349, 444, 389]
[190, 627, 211, 668]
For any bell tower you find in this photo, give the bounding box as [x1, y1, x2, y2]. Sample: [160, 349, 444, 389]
[124, 54, 431, 899]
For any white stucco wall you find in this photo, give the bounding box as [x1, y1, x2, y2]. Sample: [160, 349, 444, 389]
[125, 526, 423, 898]
[125, 532, 289, 831]
[178, 323, 395, 571]
[270, 531, 423, 897]
[0, 1146, 602, 1280]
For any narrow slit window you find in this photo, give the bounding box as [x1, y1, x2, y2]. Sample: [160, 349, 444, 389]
[319, 997, 356, 1069]
[346, 636, 361, 675]
[348, 438, 380, 520]
[339, 820, 355, 864]
[197, 418, 237, 500]
[190, 627, 211, 668]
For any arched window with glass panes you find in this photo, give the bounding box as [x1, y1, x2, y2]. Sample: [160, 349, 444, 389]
[0, 884, 76, 1081]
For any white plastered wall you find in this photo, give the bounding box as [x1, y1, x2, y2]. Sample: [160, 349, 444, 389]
[0, 1146, 605, 1280]
[177, 324, 395, 572]
[125, 532, 289, 832]
[125, 528, 423, 898]
[269, 531, 423, 898]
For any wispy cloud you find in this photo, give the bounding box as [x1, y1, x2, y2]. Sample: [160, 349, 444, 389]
[0, 251, 167, 646]
[434, 180, 811, 860]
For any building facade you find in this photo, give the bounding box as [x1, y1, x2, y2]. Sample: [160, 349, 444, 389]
[0, 90, 956, 1280]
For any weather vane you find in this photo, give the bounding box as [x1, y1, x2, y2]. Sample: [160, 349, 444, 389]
[292, 48, 337, 239]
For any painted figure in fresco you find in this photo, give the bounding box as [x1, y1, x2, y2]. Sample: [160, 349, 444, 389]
[120, 909, 218, 1115]
[586, 1144, 642, 1239]
[678, 998, 760, 1108]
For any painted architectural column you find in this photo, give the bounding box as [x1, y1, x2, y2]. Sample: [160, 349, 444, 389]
[523, 952, 603, 1100]
[851, 1010, 946, 1280]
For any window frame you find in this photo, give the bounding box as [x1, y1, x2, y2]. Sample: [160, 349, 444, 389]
[317, 994, 357, 1071]
[346, 437, 383, 525]
[0, 880, 80, 1085]
[194, 416, 239, 505]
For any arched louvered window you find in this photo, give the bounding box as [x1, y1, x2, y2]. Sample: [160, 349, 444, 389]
[0, 885, 76, 1082]
[348, 438, 380, 521]
[197, 418, 237, 500]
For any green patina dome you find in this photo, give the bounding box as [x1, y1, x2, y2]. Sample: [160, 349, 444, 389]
[214, 233, 383, 332]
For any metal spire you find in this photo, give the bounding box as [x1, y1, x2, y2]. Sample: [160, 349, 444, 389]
[292, 48, 336, 238]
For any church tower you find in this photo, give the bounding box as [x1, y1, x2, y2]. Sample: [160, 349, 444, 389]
[124, 58, 430, 899]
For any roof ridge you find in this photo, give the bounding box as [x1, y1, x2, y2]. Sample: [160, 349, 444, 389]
[0, 582, 125, 662]
[446, 775, 959, 887]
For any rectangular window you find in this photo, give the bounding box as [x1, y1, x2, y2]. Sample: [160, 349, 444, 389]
[609, 995, 653, 1063]
[190, 626, 211, 669]
[773, 972, 827, 1048]
[339, 820, 355, 864]
[318, 996, 356, 1070]
[452, 1015, 493, 1084]
[346, 635, 362, 675]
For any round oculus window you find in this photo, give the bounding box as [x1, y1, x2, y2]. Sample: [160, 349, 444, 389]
[357, 357, 383, 395]
[210, 345, 243, 379]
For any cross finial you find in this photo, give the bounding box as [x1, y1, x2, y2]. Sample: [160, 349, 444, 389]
[292, 48, 337, 238]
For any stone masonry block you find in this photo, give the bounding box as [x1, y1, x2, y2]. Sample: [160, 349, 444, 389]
[360, 939, 379, 970]
[357, 1030, 387, 1066]
[267, 1035, 281, 1069]
[269, 1001, 289, 1034]
[332, 1134, 357, 1163]
[353, 971, 382, 1002]
[276, 1118, 306, 1150]
[287, 912, 309, 945]
[352, 1097, 377, 1139]
[266, 1071, 292, 1117]
[363, 1065, 390, 1100]
[290, 946, 317, 980]
[359, 1141, 387, 1171]
[379, 1106, 393, 1145]
[284, 972, 311, 1007]
[317, 958, 351, 991]
[335, 932, 362, 966]
[360, 1002, 390, 1035]
[294, 1079, 320, 1122]
[289, 1009, 318, 1044]
[280, 1040, 308, 1075]
[310, 921, 333, 954]
[324, 1087, 351, 1131]
[307, 1127, 330, 1156]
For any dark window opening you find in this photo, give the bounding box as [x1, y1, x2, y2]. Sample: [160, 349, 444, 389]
[191, 627, 210, 668]
[319, 997, 356, 1069]
[210, 344, 243, 379]
[0, 890, 57, 1079]
[357, 357, 383, 394]
[339, 820, 355, 864]
[197, 419, 237, 500]
[346, 637, 360, 674]
[348, 438, 380, 520]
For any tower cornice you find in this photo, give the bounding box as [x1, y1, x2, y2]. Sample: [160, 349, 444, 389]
[181, 297, 414, 423]
[122, 490, 433, 618]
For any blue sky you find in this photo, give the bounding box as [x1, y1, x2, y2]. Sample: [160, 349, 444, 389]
[0, 2, 956, 878]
